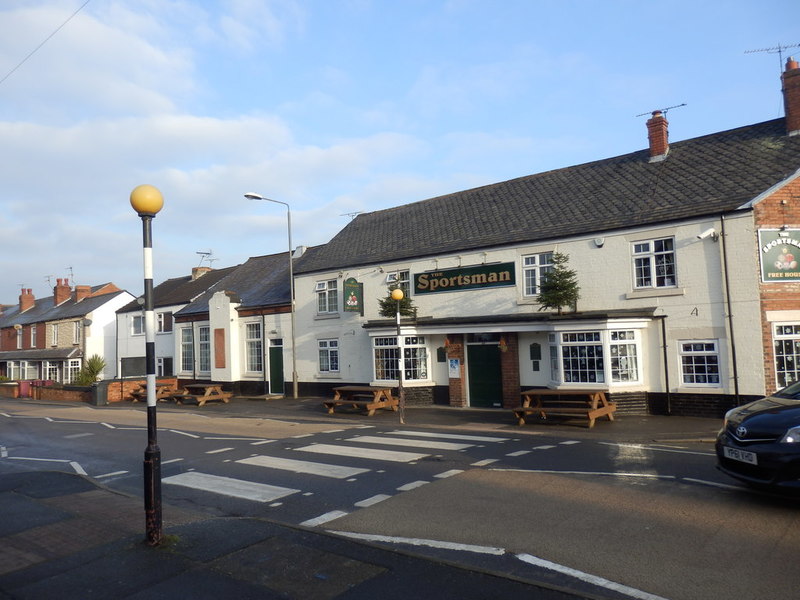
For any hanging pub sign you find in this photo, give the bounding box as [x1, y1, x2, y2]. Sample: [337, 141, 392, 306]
[343, 277, 364, 314]
[414, 262, 516, 294]
[759, 229, 800, 282]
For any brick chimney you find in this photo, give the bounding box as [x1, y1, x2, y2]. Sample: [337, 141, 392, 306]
[192, 266, 212, 281]
[646, 110, 669, 162]
[19, 288, 34, 312]
[783, 56, 800, 136]
[73, 285, 92, 302]
[53, 278, 71, 306]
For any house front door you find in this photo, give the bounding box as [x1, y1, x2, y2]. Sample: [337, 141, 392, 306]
[467, 343, 502, 408]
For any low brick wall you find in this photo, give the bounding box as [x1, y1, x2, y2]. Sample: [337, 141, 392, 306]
[0, 383, 19, 398]
[104, 378, 179, 403]
[34, 385, 92, 403]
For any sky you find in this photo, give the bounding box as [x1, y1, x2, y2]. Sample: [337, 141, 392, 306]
[0, 0, 796, 304]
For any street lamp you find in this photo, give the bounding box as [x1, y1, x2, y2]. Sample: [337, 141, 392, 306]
[244, 192, 298, 399]
[130, 184, 164, 546]
[391, 288, 406, 424]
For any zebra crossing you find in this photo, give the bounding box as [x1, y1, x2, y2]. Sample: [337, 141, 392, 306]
[161, 428, 582, 526]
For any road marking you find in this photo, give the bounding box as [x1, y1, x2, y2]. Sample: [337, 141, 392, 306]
[0, 446, 7, 458]
[599, 442, 714, 457]
[70, 461, 86, 475]
[95, 470, 128, 478]
[100, 423, 115, 429]
[346, 435, 472, 451]
[170, 430, 200, 438]
[8, 456, 70, 463]
[387, 431, 508, 443]
[506, 450, 531, 457]
[250, 440, 276, 445]
[204, 437, 268, 441]
[162, 458, 184, 464]
[292, 433, 314, 438]
[533, 445, 556, 450]
[471, 458, 498, 466]
[355, 494, 391, 507]
[205, 447, 234, 454]
[516, 553, 669, 600]
[397, 480, 428, 491]
[163, 472, 300, 502]
[295, 443, 428, 463]
[330, 531, 505, 555]
[435, 469, 463, 479]
[64, 433, 93, 439]
[301, 510, 348, 527]
[559, 440, 581, 445]
[495, 468, 676, 480]
[237, 455, 370, 479]
[682, 477, 742, 490]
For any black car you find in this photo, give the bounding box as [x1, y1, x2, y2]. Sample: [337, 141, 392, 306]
[716, 381, 800, 491]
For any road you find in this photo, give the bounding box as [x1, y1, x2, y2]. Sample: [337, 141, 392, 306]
[2, 399, 798, 600]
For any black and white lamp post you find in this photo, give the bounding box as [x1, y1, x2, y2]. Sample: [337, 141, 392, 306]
[391, 288, 406, 424]
[130, 184, 164, 546]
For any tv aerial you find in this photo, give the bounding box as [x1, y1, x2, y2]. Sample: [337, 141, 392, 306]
[745, 43, 800, 71]
[636, 103, 687, 118]
[196, 250, 218, 267]
[341, 211, 362, 220]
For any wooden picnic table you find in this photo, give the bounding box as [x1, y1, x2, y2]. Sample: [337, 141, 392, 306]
[323, 385, 398, 416]
[512, 388, 616, 428]
[131, 382, 177, 403]
[172, 383, 232, 407]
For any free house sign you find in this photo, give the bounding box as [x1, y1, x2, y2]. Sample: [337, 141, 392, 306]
[759, 229, 800, 282]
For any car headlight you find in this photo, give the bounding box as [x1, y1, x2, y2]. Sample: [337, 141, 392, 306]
[780, 426, 800, 443]
[722, 407, 738, 430]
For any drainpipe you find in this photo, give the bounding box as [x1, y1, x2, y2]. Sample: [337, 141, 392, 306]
[660, 316, 671, 415]
[262, 313, 268, 395]
[720, 215, 741, 405]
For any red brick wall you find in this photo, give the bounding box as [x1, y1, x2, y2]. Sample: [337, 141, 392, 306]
[500, 333, 521, 408]
[754, 178, 800, 393]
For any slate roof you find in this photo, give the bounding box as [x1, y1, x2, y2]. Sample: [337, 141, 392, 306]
[117, 266, 239, 313]
[175, 252, 292, 317]
[0, 285, 129, 328]
[295, 118, 800, 275]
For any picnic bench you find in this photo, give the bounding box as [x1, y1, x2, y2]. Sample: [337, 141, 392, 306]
[131, 382, 177, 403]
[323, 385, 398, 416]
[171, 383, 232, 407]
[512, 388, 616, 428]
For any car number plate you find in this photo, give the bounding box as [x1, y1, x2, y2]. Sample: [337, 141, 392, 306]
[723, 446, 758, 465]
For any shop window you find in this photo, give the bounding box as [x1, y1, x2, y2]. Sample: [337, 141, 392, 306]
[373, 336, 428, 381]
[561, 332, 604, 383]
[610, 330, 639, 382]
[632, 237, 676, 289]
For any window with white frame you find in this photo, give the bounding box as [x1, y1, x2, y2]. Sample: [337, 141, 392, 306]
[679, 341, 720, 386]
[316, 279, 338, 313]
[522, 252, 554, 297]
[373, 336, 428, 382]
[132, 315, 144, 335]
[157, 312, 173, 333]
[180, 328, 194, 372]
[318, 339, 339, 373]
[386, 270, 411, 296]
[65, 359, 81, 384]
[156, 357, 173, 377]
[73, 321, 81, 345]
[246, 322, 263, 372]
[16, 328, 22, 349]
[51, 323, 58, 346]
[632, 237, 676, 289]
[198, 326, 210, 372]
[610, 330, 639, 382]
[45, 361, 59, 382]
[31, 325, 37, 347]
[774, 325, 800, 388]
[560, 332, 605, 383]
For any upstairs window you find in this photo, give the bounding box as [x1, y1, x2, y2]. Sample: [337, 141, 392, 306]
[73, 321, 81, 345]
[633, 237, 676, 289]
[157, 312, 173, 333]
[522, 252, 554, 297]
[316, 279, 338, 314]
[386, 270, 411, 296]
[51, 323, 58, 346]
[132, 315, 144, 335]
[31, 325, 37, 347]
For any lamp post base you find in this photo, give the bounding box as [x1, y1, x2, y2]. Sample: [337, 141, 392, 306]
[143, 444, 162, 546]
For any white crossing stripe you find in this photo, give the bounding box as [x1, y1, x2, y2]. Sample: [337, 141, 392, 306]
[397, 480, 429, 491]
[346, 435, 472, 451]
[296, 443, 428, 463]
[163, 472, 300, 502]
[560, 440, 581, 445]
[534, 445, 556, 450]
[206, 447, 234, 454]
[387, 431, 508, 443]
[355, 494, 391, 507]
[64, 433, 93, 439]
[435, 469, 463, 479]
[237, 455, 369, 479]
[472, 458, 499, 466]
[507, 450, 531, 457]
[301, 510, 349, 527]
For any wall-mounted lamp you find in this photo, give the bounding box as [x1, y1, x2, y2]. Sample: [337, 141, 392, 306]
[697, 228, 719, 242]
[594, 238, 605, 248]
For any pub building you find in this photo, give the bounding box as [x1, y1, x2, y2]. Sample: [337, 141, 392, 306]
[290, 58, 800, 418]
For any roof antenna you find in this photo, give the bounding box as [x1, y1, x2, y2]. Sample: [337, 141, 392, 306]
[341, 211, 362, 220]
[66, 266, 74, 286]
[196, 250, 217, 267]
[745, 43, 800, 71]
[636, 103, 687, 118]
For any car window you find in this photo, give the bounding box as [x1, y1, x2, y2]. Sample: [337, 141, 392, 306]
[774, 381, 800, 399]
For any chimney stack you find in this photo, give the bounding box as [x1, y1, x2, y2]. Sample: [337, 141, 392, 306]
[19, 288, 34, 312]
[646, 110, 669, 162]
[73, 285, 92, 302]
[54, 278, 71, 306]
[783, 56, 800, 136]
[192, 266, 212, 281]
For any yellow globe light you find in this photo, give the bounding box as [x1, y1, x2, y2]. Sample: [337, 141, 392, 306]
[130, 184, 164, 216]
[391, 288, 404, 301]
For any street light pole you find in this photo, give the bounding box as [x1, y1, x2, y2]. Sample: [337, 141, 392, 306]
[130, 184, 164, 546]
[244, 192, 298, 399]
[391, 288, 405, 424]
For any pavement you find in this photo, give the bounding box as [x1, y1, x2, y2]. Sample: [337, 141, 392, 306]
[0, 396, 723, 600]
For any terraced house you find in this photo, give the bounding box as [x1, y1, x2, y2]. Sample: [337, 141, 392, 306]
[289, 58, 800, 418]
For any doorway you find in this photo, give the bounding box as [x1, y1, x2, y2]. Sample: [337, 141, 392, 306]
[268, 339, 284, 395]
[467, 341, 502, 408]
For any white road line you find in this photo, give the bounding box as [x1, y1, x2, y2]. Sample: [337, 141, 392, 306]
[397, 480, 428, 491]
[682, 477, 742, 490]
[435, 469, 463, 479]
[506, 450, 531, 457]
[559, 440, 581, 445]
[162, 458, 184, 464]
[516, 553, 670, 600]
[533, 445, 556, 450]
[323, 429, 346, 434]
[250, 440, 276, 445]
[205, 447, 234, 454]
[64, 433, 93, 439]
[0, 446, 7, 458]
[494, 468, 676, 480]
[169, 430, 200, 438]
[70, 461, 86, 475]
[471, 458, 498, 466]
[100, 423, 115, 429]
[95, 471, 128, 478]
[301, 510, 349, 527]
[163, 472, 300, 502]
[237, 455, 370, 479]
[599, 442, 714, 457]
[355, 494, 391, 507]
[346, 435, 472, 451]
[292, 433, 314, 438]
[387, 431, 508, 443]
[8, 456, 70, 463]
[330, 531, 505, 555]
[204, 437, 267, 441]
[296, 443, 428, 463]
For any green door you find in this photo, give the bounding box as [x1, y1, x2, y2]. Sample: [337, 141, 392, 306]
[467, 344, 502, 407]
[269, 345, 285, 395]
